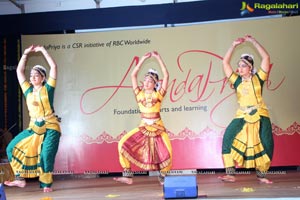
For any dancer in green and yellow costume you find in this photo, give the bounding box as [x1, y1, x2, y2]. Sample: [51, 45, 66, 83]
[113, 51, 172, 185]
[4, 45, 61, 192]
[219, 35, 274, 184]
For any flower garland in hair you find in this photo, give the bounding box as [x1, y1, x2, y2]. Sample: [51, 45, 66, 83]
[240, 54, 257, 74]
[148, 68, 158, 75]
[241, 53, 254, 60]
[33, 65, 47, 77]
[146, 68, 160, 90]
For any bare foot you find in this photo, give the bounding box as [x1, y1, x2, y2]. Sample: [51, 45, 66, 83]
[113, 177, 133, 184]
[4, 180, 26, 188]
[218, 175, 236, 183]
[158, 175, 165, 186]
[43, 187, 53, 192]
[258, 178, 273, 184]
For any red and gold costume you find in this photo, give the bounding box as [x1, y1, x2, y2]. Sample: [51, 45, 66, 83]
[118, 87, 172, 173]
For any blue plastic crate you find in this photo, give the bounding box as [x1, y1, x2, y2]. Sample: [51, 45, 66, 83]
[0, 184, 6, 200]
[163, 176, 198, 199]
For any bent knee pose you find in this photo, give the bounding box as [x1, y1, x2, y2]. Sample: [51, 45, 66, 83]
[114, 51, 172, 185]
[219, 35, 274, 184]
[5, 45, 61, 192]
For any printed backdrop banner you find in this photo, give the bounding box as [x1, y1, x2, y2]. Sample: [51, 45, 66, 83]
[21, 16, 300, 174]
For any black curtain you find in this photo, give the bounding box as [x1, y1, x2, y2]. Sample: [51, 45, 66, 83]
[0, 35, 22, 138]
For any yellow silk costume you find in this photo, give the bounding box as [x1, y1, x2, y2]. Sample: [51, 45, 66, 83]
[222, 69, 274, 172]
[6, 77, 61, 188]
[118, 87, 172, 173]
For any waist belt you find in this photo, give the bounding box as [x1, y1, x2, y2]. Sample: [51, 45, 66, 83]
[239, 105, 260, 114]
[31, 113, 55, 122]
[141, 112, 160, 119]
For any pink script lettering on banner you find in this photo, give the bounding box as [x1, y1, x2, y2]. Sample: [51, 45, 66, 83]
[79, 50, 285, 129]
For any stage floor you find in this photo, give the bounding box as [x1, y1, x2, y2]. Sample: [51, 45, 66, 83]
[3, 170, 300, 200]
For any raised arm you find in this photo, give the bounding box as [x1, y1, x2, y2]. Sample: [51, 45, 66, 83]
[131, 52, 151, 90]
[244, 35, 270, 73]
[223, 37, 244, 78]
[16, 45, 35, 85]
[152, 51, 169, 91]
[34, 45, 57, 79]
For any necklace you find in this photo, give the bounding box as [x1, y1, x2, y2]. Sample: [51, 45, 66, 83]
[241, 81, 252, 96]
[144, 92, 154, 108]
[242, 75, 252, 82]
[241, 75, 252, 95]
[32, 86, 42, 106]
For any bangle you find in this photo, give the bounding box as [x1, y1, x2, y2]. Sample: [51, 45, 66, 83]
[21, 54, 28, 59]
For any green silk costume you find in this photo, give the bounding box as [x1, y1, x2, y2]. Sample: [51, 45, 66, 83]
[6, 77, 61, 188]
[222, 69, 274, 172]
